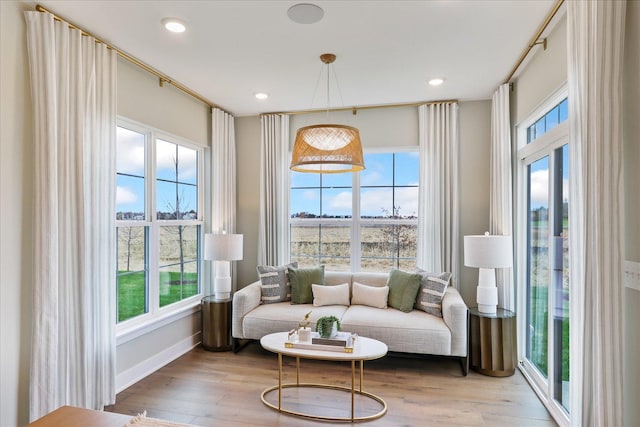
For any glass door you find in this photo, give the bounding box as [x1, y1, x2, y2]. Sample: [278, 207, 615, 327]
[522, 144, 570, 417]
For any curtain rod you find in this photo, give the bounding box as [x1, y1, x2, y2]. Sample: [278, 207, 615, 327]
[35, 4, 230, 115]
[263, 99, 459, 116]
[503, 0, 565, 84]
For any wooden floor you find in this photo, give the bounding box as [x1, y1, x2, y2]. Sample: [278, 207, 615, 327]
[106, 342, 557, 427]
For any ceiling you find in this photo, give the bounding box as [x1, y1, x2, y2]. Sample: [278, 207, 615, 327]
[29, 1, 560, 117]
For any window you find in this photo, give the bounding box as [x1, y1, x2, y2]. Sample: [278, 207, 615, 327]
[289, 151, 418, 271]
[116, 119, 204, 327]
[527, 98, 568, 143]
[517, 89, 570, 425]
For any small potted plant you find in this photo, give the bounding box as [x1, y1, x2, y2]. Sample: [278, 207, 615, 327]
[315, 315, 341, 339]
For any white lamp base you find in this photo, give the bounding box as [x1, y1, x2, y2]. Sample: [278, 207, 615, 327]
[476, 267, 498, 314]
[213, 260, 232, 300]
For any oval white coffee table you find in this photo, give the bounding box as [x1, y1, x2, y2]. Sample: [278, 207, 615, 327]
[260, 331, 388, 422]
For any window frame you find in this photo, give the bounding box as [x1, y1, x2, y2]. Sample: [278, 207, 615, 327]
[116, 117, 205, 340]
[288, 146, 419, 272]
[516, 84, 570, 427]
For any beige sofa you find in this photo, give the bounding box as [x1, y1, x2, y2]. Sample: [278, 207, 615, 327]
[232, 271, 469, 375]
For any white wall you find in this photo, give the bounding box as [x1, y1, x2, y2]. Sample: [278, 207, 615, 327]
[1, 2, 34, 426]
[117, 59, 210, 147]
[290, 106, 419, 150]
[514, 16, 567, 126]
[235, 101, 492, 308]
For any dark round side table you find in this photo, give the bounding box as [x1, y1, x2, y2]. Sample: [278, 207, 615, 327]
[201, 296, 232, 351]
[469, 307, 517, 377]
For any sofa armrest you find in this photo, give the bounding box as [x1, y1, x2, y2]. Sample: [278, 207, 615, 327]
[441, 286, 468, 357]
[232, 281, 262, 339]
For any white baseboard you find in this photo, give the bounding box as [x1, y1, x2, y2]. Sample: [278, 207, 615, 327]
[624, 260, 640, 291]
[116, 332, 201, 393]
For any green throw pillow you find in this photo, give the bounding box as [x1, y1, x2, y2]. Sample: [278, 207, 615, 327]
[386, 269, 422, 313]
[289, 265, 325, 304]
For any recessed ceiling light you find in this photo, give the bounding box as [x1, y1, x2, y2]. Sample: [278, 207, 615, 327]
[162, 18, 186, 33]
[287, 3, 324, 24]
[254, 92, 269, 100]
[429, 78, 445, 86]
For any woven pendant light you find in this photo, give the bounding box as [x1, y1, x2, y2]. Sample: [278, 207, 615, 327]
[290, 54, 365, 174]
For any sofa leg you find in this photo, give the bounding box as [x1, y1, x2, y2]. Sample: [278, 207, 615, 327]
[460, 356, 469, 376]
[232, 338, 250, 353]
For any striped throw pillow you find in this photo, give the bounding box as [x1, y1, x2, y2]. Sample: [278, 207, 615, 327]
[257, 263, 297, 304]
[413, 269, 452, 317]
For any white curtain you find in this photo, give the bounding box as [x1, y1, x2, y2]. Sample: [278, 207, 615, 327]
[211, 108, 237, 292]
[567, 1, 626, 426]
[490, 84, 514, 310]
[25, 11, 117, 420]
[417, 103, 460, 288]
[258, 114, 290, 266]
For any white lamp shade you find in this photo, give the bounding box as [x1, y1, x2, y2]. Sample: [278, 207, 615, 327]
[204, 233, 243, 261]
[464, 234, 512, 268]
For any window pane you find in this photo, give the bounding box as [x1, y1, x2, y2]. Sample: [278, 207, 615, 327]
[527, 156, 549, 378]
[291, 189, 320, 217]
[156, 180, 178, 219]
[361, 153, 393, 186]
[117, 226, 148, 322]
[559, 99, 568, 123]
[157, 182, 198, 220]
[394, 152, 419, 186]
[291, 171, 320, 188]
[322, 188, 352, 217]
[117, 271, 147, 322]
[117, 126, 145, 220]
[117, 175, 145, 220]
[319, 225, 350, 269]
[321, 172, 352, 188]
[156, 139, 178, 182]
[361, 222, 417, 271]
[290, 224, 319, 266]
[535, 119, 546, 139]
[290, 224, 350, 270]
[177, 145, 197, 185]
[545, 105, 559, 132]
[361, 188, 393, 218]
[395, 186, 419, 218]
[158, 225, 200, 307]
[116, 127, 145, 176]
[159, 261, 199, 307]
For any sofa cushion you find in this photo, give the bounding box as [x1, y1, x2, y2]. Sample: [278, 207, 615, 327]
[341, 305, 452, 355]
[351, 281, 388, 309]
[289, 265, 325, 304]
[257, 262, 297, 304]
[414, 269, 452, 317]
[386, 269, 422, 312]
[312, 283, 350, 306]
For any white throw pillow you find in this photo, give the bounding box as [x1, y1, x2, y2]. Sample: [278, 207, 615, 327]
[351, 281, 389, 309]
[312, 283, 350, 306]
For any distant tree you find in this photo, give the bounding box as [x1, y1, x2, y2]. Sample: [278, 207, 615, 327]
[380, 206, 417, 268]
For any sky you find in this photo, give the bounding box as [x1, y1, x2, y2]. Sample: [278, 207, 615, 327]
[529, 144, 569, 210]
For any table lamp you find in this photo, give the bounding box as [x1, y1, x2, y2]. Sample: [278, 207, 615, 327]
[464, 232, 512, 314]
[204, 232, 243, 300]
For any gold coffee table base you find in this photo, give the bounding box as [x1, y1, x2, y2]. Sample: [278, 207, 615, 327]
[261, 383, 387, 422]
[260, 333, 388, 422]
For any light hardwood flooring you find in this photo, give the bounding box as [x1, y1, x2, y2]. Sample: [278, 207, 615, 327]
[106, 342, 557, 426]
